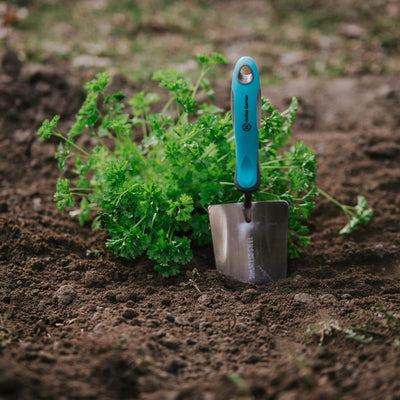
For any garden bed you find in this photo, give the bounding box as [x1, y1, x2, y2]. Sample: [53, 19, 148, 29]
[1, 58, 400, 399]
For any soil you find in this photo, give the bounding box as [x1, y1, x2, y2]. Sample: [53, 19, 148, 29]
[1, 55, 400, 400]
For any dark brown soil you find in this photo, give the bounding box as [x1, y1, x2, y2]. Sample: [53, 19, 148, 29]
[1, 57, 400, 400]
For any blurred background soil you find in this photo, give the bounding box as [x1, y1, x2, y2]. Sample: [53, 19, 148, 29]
[1, 0, 399, 83]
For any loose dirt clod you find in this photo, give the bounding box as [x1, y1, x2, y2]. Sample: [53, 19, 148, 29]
[53, 285, 76, 306]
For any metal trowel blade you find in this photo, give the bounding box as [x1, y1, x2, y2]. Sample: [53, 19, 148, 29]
[208, 201, 288, 284]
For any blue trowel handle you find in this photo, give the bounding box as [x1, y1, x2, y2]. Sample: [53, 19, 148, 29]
[232, 56, 261, 193]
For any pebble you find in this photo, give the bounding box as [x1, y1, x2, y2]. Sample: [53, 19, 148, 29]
[54, 285, 76, 306]
[198, 294, 212, 306]
[293, 293, 314, 305]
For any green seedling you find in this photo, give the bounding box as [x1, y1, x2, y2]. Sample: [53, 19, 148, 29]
[226, 373, 250, 395]
[305, 320, 373, 346]
[38, 53, 372, 277]
[86, 248, 101, 258]
[180, 268, 202, 294]
[376, 301, 400, 329]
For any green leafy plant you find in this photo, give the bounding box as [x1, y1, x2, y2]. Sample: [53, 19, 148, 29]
[38, 52, 372, 277]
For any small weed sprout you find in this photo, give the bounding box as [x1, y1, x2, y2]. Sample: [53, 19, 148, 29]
[305, 320, 373, 346]
[86, 248, 100, 258]
[226, 373, 250, 395]
[180, 268, 201, 293]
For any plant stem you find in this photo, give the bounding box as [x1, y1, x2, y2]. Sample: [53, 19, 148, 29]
[317, 187, 355, 220]
[54, 132, 91, 157]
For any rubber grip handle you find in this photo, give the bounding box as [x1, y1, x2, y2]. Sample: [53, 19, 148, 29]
[231, 56, 261, 193]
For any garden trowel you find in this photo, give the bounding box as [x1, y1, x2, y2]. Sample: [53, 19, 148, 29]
[208, 56, 288, 284]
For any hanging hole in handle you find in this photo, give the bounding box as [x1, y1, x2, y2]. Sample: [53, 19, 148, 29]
[238, 65, 253, 85]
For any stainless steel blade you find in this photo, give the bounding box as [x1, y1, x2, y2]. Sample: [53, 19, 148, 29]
[208, 201, 288, 283]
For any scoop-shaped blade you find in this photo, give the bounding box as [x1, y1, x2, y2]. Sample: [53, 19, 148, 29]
[208, 201, 288, 284]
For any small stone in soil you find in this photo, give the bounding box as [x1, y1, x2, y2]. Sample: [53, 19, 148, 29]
[293, 293, 314, 305]
[198, 294, 212, 306]
[54, 285, 76, 306]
